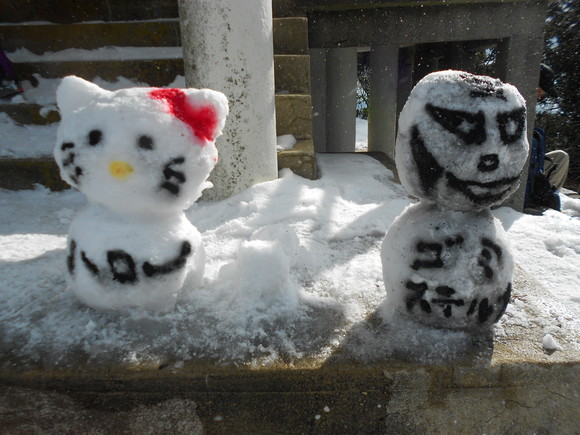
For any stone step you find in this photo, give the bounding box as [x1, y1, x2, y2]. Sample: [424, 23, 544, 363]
[0, 21, 183, 53]
[1, 92, 312, 129]
[0, 103, 59, 125]
[275, 94, 313, 140]
[0, 0, 300, 23]
[273, 17, 309, 55]
[0, 6, 315, 184]
[13, 58, 185, 88]
[275, 55, 310, 94]
[9, 55, 309, 96]
[0, 0, 178, 23]
[0, 158, 68, 191]
[0, 137, 317, 191]
[0, 18, 307, 55]
[278, 139, 317, 179]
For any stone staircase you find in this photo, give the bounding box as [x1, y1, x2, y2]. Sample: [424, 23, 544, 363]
[0, 0, 316, 191]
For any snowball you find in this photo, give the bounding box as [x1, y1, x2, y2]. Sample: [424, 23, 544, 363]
[395, 70, 529, 211]
[276, 134, 297, 151]
[382, 202, 513, 330]
[216, 225, 301, 310]
[542, 333, 562, 351]
[250, 223, 299, 264]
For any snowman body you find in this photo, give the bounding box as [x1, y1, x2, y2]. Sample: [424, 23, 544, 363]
[67, 206, 204, 312]
[382, 202, 512, 329]
[54, 76, 228, 312]
[382, 70, 528, 330]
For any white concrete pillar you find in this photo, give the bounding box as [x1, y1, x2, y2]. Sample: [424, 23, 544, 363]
[368, 44, 399, 159]
[178, 0, 278, 200]
[326, 47, 357, 153]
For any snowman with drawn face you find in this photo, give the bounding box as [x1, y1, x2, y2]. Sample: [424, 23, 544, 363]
[54, 76, 228, 312]
[381, 70, 529, 330]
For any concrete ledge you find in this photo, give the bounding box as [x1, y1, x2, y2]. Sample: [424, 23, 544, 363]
[364, 150, 399, 182]
[1, 267, 578, 433]
[2, 361, 577, 433]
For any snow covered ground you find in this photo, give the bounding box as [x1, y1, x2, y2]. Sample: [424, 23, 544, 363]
[0, 75, 578, 367]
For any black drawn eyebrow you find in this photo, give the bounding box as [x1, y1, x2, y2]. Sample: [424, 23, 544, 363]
[426, 103, 487, 145]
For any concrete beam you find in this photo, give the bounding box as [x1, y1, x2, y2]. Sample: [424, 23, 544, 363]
[298, 0, 528, 10]
[1, 267, 578, 433]
[307, 1, 548, 48]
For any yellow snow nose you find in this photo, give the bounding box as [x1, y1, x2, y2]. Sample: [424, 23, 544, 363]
[109, 161, 134, 180]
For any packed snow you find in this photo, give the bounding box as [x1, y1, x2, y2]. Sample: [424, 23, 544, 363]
[0, 75, 579, 368]
[394, 71, 529, 212]
[382, 71, 530, 330]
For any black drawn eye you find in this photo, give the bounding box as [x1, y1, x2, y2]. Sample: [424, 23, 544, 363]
[88, 129, 103, 146]
[137, 135, 154, 150]
[496, 107, 526, 145]
[426, 104, 486, 145]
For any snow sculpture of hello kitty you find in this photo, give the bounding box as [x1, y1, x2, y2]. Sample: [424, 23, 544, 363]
[382, 70, 528, 330]
[54, 76, 228, 312]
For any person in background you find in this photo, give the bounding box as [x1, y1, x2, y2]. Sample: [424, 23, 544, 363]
[537, 64, 569, 190]
[0, 39, 23, 99]
[524, 64, 570, 212]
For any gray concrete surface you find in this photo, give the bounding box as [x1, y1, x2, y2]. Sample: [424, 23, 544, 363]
[1, 266, 578, 434]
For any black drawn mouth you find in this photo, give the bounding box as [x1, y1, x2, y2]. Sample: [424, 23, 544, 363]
[446, 171, 521, 204]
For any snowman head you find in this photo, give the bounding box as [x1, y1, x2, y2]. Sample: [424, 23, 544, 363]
[395, 70, 529, 211]
[54, 76, 228, 217]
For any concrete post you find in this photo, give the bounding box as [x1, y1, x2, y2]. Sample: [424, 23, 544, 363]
[397, 46, 415, 115]
[368, 44, 399, 159]
[496, 33, 545, 210]
[326, 47, 357, 153]
[310, 48, 328, 153]
[178, 0, 278, 200]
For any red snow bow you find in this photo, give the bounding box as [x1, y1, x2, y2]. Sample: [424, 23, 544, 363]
[150, 88, 219, 145]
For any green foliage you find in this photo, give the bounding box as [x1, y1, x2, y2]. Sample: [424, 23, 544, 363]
[537, 0, 580, 190]
[474, 47, 498, 76]
[356, 52, 370, 119]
